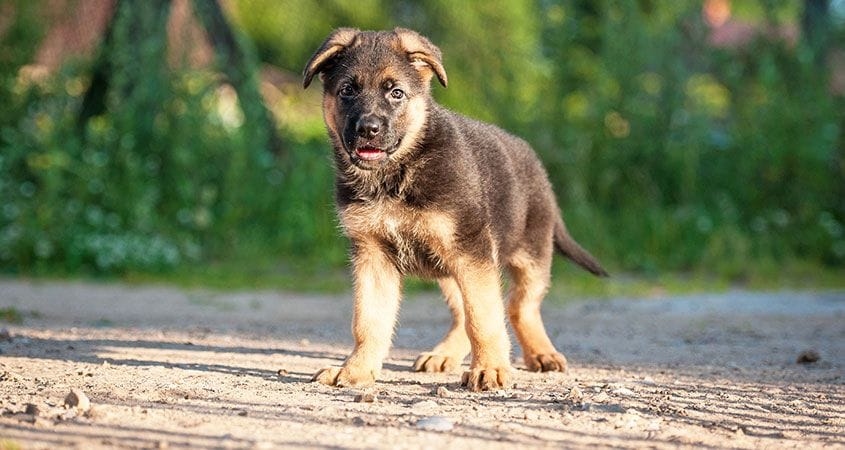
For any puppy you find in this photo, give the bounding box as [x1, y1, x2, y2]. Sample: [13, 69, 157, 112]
[303, 28, 607, 391]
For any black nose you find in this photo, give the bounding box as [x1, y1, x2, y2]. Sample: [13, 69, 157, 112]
[356, 116, 381, 139]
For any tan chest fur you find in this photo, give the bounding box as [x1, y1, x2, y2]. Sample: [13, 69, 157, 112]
[339, 201, 456, 275]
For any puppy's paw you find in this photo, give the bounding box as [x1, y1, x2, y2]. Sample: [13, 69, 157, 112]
[460, 366, 512, 392]
[525, 352, 568, 372]
[311, 366, 375, 387]
[412, 352, 462, 373]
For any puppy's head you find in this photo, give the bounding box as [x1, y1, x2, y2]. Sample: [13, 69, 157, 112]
[303, 28, 447, 170]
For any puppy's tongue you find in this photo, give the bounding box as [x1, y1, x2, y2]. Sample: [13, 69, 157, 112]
[356, 147, 386, 161]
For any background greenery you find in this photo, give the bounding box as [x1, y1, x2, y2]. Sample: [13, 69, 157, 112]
[1, 0, 843, 295]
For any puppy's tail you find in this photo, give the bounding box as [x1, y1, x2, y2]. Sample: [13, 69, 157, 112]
[554, 217, 609, 277]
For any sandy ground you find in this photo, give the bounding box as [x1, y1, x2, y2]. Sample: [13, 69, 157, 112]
[0, 279, 843, 449]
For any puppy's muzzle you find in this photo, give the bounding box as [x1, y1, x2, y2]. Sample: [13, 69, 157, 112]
[356, 115, 382, 139]
[347, 115, 395, 163]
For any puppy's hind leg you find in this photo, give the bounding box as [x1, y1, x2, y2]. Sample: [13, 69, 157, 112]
[506, 249, 568, 372]
[412, 277, 471, 373]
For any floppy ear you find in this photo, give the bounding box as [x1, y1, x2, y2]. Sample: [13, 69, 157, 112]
[303, 28, 360, 89]
[394, 28, 448, 88]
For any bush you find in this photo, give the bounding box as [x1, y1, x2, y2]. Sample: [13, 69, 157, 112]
[0, 2, 344, 275]
[536, 1, 844, 275]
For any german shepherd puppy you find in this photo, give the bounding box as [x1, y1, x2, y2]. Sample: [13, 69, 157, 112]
[303, 28, 607, 391]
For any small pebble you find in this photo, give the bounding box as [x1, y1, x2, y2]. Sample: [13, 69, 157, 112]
[277, 369, 289, 376]
[567, 386, 584, 402]
[797, 350, 820, 364]
[434, 386, 450, 398]
[612, 387, 635, 396]
[84, 405, 99, 419]
[353, 391, 378, 403]
[0, 328, 11, 342]
[582, 403, 626, 413]
[411, 400, 438, 410]
[64, 389, 91, 412]
[352, 415, 378, 426]
[416, 416, 454, 432]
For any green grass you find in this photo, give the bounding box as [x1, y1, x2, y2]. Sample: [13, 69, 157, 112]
[0, 307, 23, 324]
[22, 254, 835, 305]
[544, 258, 845, 303]
[7, 237, 843, 301]
[122, 257, 351, 293]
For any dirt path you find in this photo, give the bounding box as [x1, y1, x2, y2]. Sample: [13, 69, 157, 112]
[1, 279, 843, 449]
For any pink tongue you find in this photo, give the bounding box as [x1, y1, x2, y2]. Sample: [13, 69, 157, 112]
[357, 148, 384, 160]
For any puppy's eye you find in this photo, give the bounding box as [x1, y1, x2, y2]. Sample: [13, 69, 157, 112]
[339, 84, 356, 98]
[390, 88, 405, 99]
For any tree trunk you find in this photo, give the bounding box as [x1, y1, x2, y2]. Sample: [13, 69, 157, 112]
[77, 1, 120, 129]
[802, 0, 830, 66]
[78, 0, 172, 129]
[191, 0, 283, 157]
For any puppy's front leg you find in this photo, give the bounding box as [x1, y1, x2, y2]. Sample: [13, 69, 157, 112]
[312, 240, 401, 387]
[456, 261, 513, 391]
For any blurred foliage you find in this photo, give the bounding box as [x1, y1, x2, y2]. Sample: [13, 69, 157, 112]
[536, 1, 844, 277]
[0, 0, 843, 286]
[0, 0, 344, 274]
